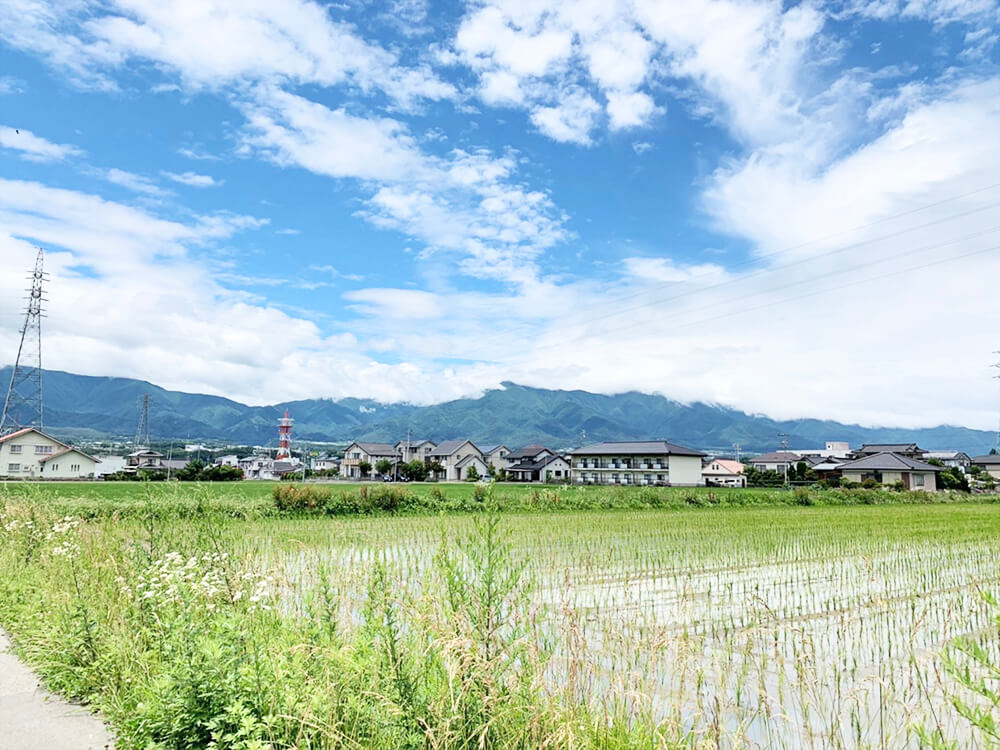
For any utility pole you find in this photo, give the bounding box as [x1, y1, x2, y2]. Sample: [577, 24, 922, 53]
[993, 352, 1000, 451]
[1, 248, 46, 435]
[779, 433, 789, 485]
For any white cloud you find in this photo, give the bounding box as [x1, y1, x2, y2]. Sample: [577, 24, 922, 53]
[0, 0, 455, 109]
[162, 170, 222, 187]
[530, 90, 601, 144]
[606, 91, 659, 130]
[104, 168, 165, 195]
[0, 125, 83, 162]
[0, 76, 24, 94]
[241, 88, 566, 283]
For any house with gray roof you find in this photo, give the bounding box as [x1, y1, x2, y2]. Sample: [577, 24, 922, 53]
[481, 444, 511, 473]
[837, 452, 941, 491]
[971, 454, 1000, 480]
[749, 451, 803, 473]
[396, 439, 436, 464]
[508, 453, 571, 483]
[923, 451, 972, 473]
[856, 443, 925, 459]
[428, 440, 483, 481]
[568, 441, 705, 486]
[341, 442, 400, 479]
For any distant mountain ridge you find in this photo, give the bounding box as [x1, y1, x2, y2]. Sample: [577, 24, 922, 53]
[1, 367, 994, 455]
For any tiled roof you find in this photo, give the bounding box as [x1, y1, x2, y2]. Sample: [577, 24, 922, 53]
[858, 443, 922, 454]
[569, 441, 705, 457]
[838, 451, 941, 472]
[430, 439, 478, 456]
[750, 451, 801, 463]
[354, 442, 400, 455]
[972, 454, 1000, 465]
[506, 444, 552, 460]
[39, 446, 101, 463]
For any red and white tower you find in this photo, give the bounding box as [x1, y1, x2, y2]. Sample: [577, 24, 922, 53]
[276, 410, 293, 460]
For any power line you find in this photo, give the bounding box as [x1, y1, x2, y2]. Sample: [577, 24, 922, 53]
[557, 184, 1000, 330]
[531, 223, 1000, 354]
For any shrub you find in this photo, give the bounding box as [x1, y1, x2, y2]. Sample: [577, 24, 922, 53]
[273, 484, 331, 512]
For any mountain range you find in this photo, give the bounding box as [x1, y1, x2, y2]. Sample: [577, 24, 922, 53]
[1, 367, 995, 456]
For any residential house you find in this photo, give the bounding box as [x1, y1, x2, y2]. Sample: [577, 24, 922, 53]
[215, 454, 240, 467]
[481, 445, 511, 473]
[0, 427, 100, 479]
[971, 454, 1000, 480]
[505, 444, 558, 482]
[455, 454, 491, 481]
[749, 451, 802, 474]
[341, 442, 400, 479]
[836, 452, 941, 491]
[923, 451, 972, 473]
[504, 444, 554, 468]
[569, 441, 705, 486]
[126, 449, 166, 472]
[396, 440, 437, 464]
[312, 454, 340, 472]
[702, 458, 747, 488]
[94, 455, 127, 478]
[427, 440, 484, 481]
[855, 443, 926, 459]
[238, 455, 300, 480]
[508, 453, 571, 483]
[789, 441, 851, 458]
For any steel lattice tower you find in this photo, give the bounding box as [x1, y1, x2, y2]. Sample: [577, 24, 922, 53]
[134, 393, 150, 450]
[1, 249, 46, 435]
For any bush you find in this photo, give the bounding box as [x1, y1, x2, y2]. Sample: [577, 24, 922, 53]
[273, 484, 332, 512]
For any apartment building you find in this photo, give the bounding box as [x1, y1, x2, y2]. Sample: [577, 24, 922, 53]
[569, 441, 705, 486]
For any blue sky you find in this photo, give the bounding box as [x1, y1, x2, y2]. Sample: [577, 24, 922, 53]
[1, 0, 999, 430]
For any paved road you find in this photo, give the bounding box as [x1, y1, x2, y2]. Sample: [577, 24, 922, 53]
[0, 631, 114, 750]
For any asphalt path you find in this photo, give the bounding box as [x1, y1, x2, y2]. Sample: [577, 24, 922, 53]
[0, 631, 114, 750]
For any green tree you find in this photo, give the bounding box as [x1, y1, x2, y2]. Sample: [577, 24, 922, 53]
[466, 465, 480, 482]
[400, 460, 428, 482]
[175, 459, 206, 481]
[427, 460, 444, 479]
[358, 460, 372, 478]
[375, 458, 394, 478]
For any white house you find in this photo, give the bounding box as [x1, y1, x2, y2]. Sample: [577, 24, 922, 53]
[341, 442, 400, 479]
[427, 440, 484, 481]
[94, 455, 127, 478]
[569, 441, 705, 486]
[749, 451, 802, 473]
[702, 458, 747, 488]
[0, 427, 99, 479]
[481, 445, 511, 473]
[923, 451, 972, 473]
[504, 444, 554, 468]
[396, 440, 437, 464]
[455, 454, 491, 481]
[506, 448, 570, 483]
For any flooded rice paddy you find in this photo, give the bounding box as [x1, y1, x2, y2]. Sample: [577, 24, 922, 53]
[243, 504, 1000, 748]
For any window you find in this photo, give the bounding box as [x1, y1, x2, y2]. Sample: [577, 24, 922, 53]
[554, 470, 562, 477]
[50, 464, 59, 471]
[914, 474, 925, 487]
[35, 445, 54, 454]
[71, 464, 80, 472]
[7, 463, 20, 472]
[9, 444, 22, 454]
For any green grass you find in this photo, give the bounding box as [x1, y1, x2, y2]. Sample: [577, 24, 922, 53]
[1, 487, 998, 749]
